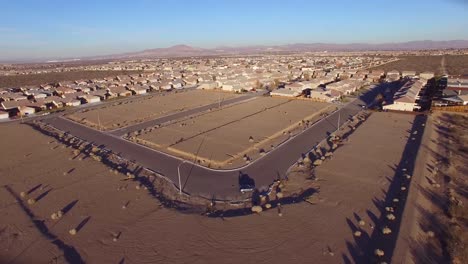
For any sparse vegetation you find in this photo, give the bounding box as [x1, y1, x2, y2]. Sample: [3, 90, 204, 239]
[382, 226, 392, 235]
[374, 249, 385, 257]
[251, 205, 262, 213]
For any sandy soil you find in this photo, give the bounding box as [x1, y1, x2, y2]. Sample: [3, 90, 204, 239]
[371, 55, 444, 75]
[136, 97, 332, 168]
[371, 54, 468, 76]
[1, 111, 416, 264]
[0, 123, 161, 263]
[311, 112, 417, 263]
[394, 112, 468, 263]
[68, 90, 239, 130]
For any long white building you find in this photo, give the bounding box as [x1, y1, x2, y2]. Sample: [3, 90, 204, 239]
[383, 79, 424, 111]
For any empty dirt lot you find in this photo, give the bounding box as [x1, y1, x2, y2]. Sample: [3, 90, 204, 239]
[371, 55, 468, 76]
[371, 55, 444, 75]
[445, 55, 468, 76]
[67, 90, 239, 130]
[0, 111, 420, 263]
[136, 97, 332, 168]
[0, 123, 161, 263]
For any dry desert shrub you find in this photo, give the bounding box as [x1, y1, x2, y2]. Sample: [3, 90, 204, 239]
[374, 249, 385, 257]
[382, 226, 392, 235]
[20, 192, 27, 198]
[251, 206, 263, 213]
[51, 210, 63, 220]
[27, 198, 36, 205]
[69, 229, 77, 235]
[354, 231, 362, 237]
[427, 231, 435, 238]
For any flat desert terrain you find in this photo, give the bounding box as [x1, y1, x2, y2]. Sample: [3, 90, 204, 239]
[371, 55, 443, 74]
[136, 97, 332, 168]
[68, 90, 239, 130]
[445, 55, 468, 76]
[393, 112, 468, 263]
[0, 111, 418, 263]
[371, 54, 468, 76]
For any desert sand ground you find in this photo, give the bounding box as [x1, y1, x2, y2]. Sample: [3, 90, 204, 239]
[68, 90, 239, 130]
[136, 97, 331, 168]
[371, 54, 468, 76]
[1, 110, 417, 263]
[393, 112, 468, 263]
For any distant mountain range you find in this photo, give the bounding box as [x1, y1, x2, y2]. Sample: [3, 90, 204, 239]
[91, 40, 468, 60]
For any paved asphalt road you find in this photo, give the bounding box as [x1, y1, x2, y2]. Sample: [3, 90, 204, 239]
[42, 82, 399, 198]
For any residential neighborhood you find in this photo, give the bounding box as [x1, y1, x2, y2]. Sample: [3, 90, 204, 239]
[3, 54, 458, 119]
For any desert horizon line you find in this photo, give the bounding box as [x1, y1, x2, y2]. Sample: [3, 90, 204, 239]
[2, 39, 468, 63]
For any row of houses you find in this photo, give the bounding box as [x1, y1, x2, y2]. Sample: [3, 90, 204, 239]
[435, 77, 468, 106]
[0, 79, 189, 118]
[271, 78, 366, 102]
[383, 79, 425, 111]
[1, 55, 395, 119]
[385, 70, 435, 82]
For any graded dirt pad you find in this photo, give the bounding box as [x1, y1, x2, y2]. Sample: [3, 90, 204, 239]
[1, 112, 416, 263]
[137, 97, 332, 167]
[312, 112, 416, 262]
[394, 112, 468, 264]
[68, 90, 239, 130]
[0, 123, 161, 263]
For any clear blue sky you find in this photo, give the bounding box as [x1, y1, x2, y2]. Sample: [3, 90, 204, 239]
[0, 0, 467, 60]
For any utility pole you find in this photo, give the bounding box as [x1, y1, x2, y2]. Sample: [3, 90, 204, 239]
[177, 160, 187, 195]
[97, 109, 102, 131]
[337, 111, 341, 132]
